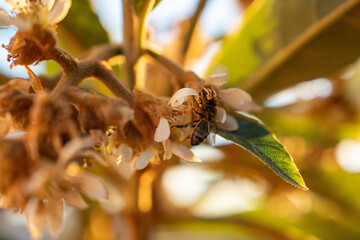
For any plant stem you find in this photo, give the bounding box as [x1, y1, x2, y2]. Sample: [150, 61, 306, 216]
[137, 0, 156, 52]
[181, 0, 207, 63]
[48, 47, 79, 74]
[48, 47, 135, 104]
[80, 43, 123, 61]
[145, 48, 185, 80]
[92, 62, 135, 104]
[122, 0, 137, 89]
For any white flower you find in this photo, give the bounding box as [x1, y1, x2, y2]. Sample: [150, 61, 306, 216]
[154, 117, 170, 142]
[112, 116, 198, 175]
[170, 73, 259, 133]
[134, 149, 154, 170]
[169, 88, 198, 107]
[162, 140, 201, 163]
[204, 73, 227, 86]
[116, 143, 133, 163]
[204, 73, 258, 112]
[215, 114, 239, 131]
[77, 172, 108, 200]
[110, 143, 152, 177]
[154, 117, 200, 162]
[24, 196, 63, 239]
[0, 0, 71, 31]
[21, 139, 108, 239]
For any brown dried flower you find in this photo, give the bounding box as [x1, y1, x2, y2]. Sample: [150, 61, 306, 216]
[0, 135, 108, 238]
[0, 78, 34, 129]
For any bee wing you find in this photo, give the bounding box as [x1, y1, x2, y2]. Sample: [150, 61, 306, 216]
[209, 122, 216, 146]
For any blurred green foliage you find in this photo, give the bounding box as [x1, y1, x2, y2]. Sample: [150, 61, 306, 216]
[209, 0, 360, 101]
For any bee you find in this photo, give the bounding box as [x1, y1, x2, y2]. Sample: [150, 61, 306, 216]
[172, 86, 219, 146]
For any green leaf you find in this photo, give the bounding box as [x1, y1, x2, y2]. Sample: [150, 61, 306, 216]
[216, 112, 307, 190]
[208, 0, 360, 101]
[59, 0, 109, 50]
[134, 0, 162, 15]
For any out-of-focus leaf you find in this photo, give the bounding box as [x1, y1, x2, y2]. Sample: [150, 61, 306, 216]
[241, 209, 360, 240]
[134, 0, 162, 15]
[59, 0, 109, 50]
[208, 0, 360, 101]
[216, 112, 307, 190]
[157, 218, 293, 240]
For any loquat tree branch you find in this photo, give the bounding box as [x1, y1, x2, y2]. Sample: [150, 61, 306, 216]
[47, 46, 134, 104]
[144, 48, 186, 81]
[122, 0, 137, 88]
[181, 0, 208, 63]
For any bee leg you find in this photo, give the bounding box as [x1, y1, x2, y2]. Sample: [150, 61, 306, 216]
[193, 110, 205, 118]
[171, 119, 200, 128]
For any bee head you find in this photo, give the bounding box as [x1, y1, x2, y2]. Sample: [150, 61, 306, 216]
[202, 87, 218, 106]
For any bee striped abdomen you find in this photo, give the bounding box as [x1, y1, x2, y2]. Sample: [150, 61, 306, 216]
[190, 120, 210, 146]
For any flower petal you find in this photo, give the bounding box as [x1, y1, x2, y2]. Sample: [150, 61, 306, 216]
[25, 66, 43, 92]
[154, 117, 170, 142]
[216, 114, 239, 131]
[6, 0, 27, 9]
[0, 10, 11, 26]
[61, 188, 88, 209]
[24, 198, 47, 239]
[162, 140, 172, 160]
[47, 0, 71, 24]
[204, 73, 227, 86]
[134, 149, 153, 170]
[2, 130, 26, 140]
[44, 0, 56, 10]
[47, 194, 64, 237]
[169, 88, 198, 107]
[23, 168, 50, 194]
[179, 126, 192, 141]
[57, 137, 94, 167]
[215, 107, 227, 123]
[116, 143, 133, 163]
[78, 172, 108, 200]
[171, 143, 201, 163]
[220, 88, 253, 111]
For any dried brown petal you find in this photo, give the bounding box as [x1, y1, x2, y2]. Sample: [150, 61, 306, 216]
[0, 84, 34, 129]
[61, 188, 88, 209]
[66, 87, 134, 132]
[5, 31, 46, 67]
[25, 65, 43, 92]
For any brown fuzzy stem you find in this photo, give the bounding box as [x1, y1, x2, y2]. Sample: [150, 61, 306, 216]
[80, 43, 123, 61]
[48, 47, 134, 104]
[144, 48, 185, 79]
[91, 62, 135, 104]
[47, 47, 79, 74]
